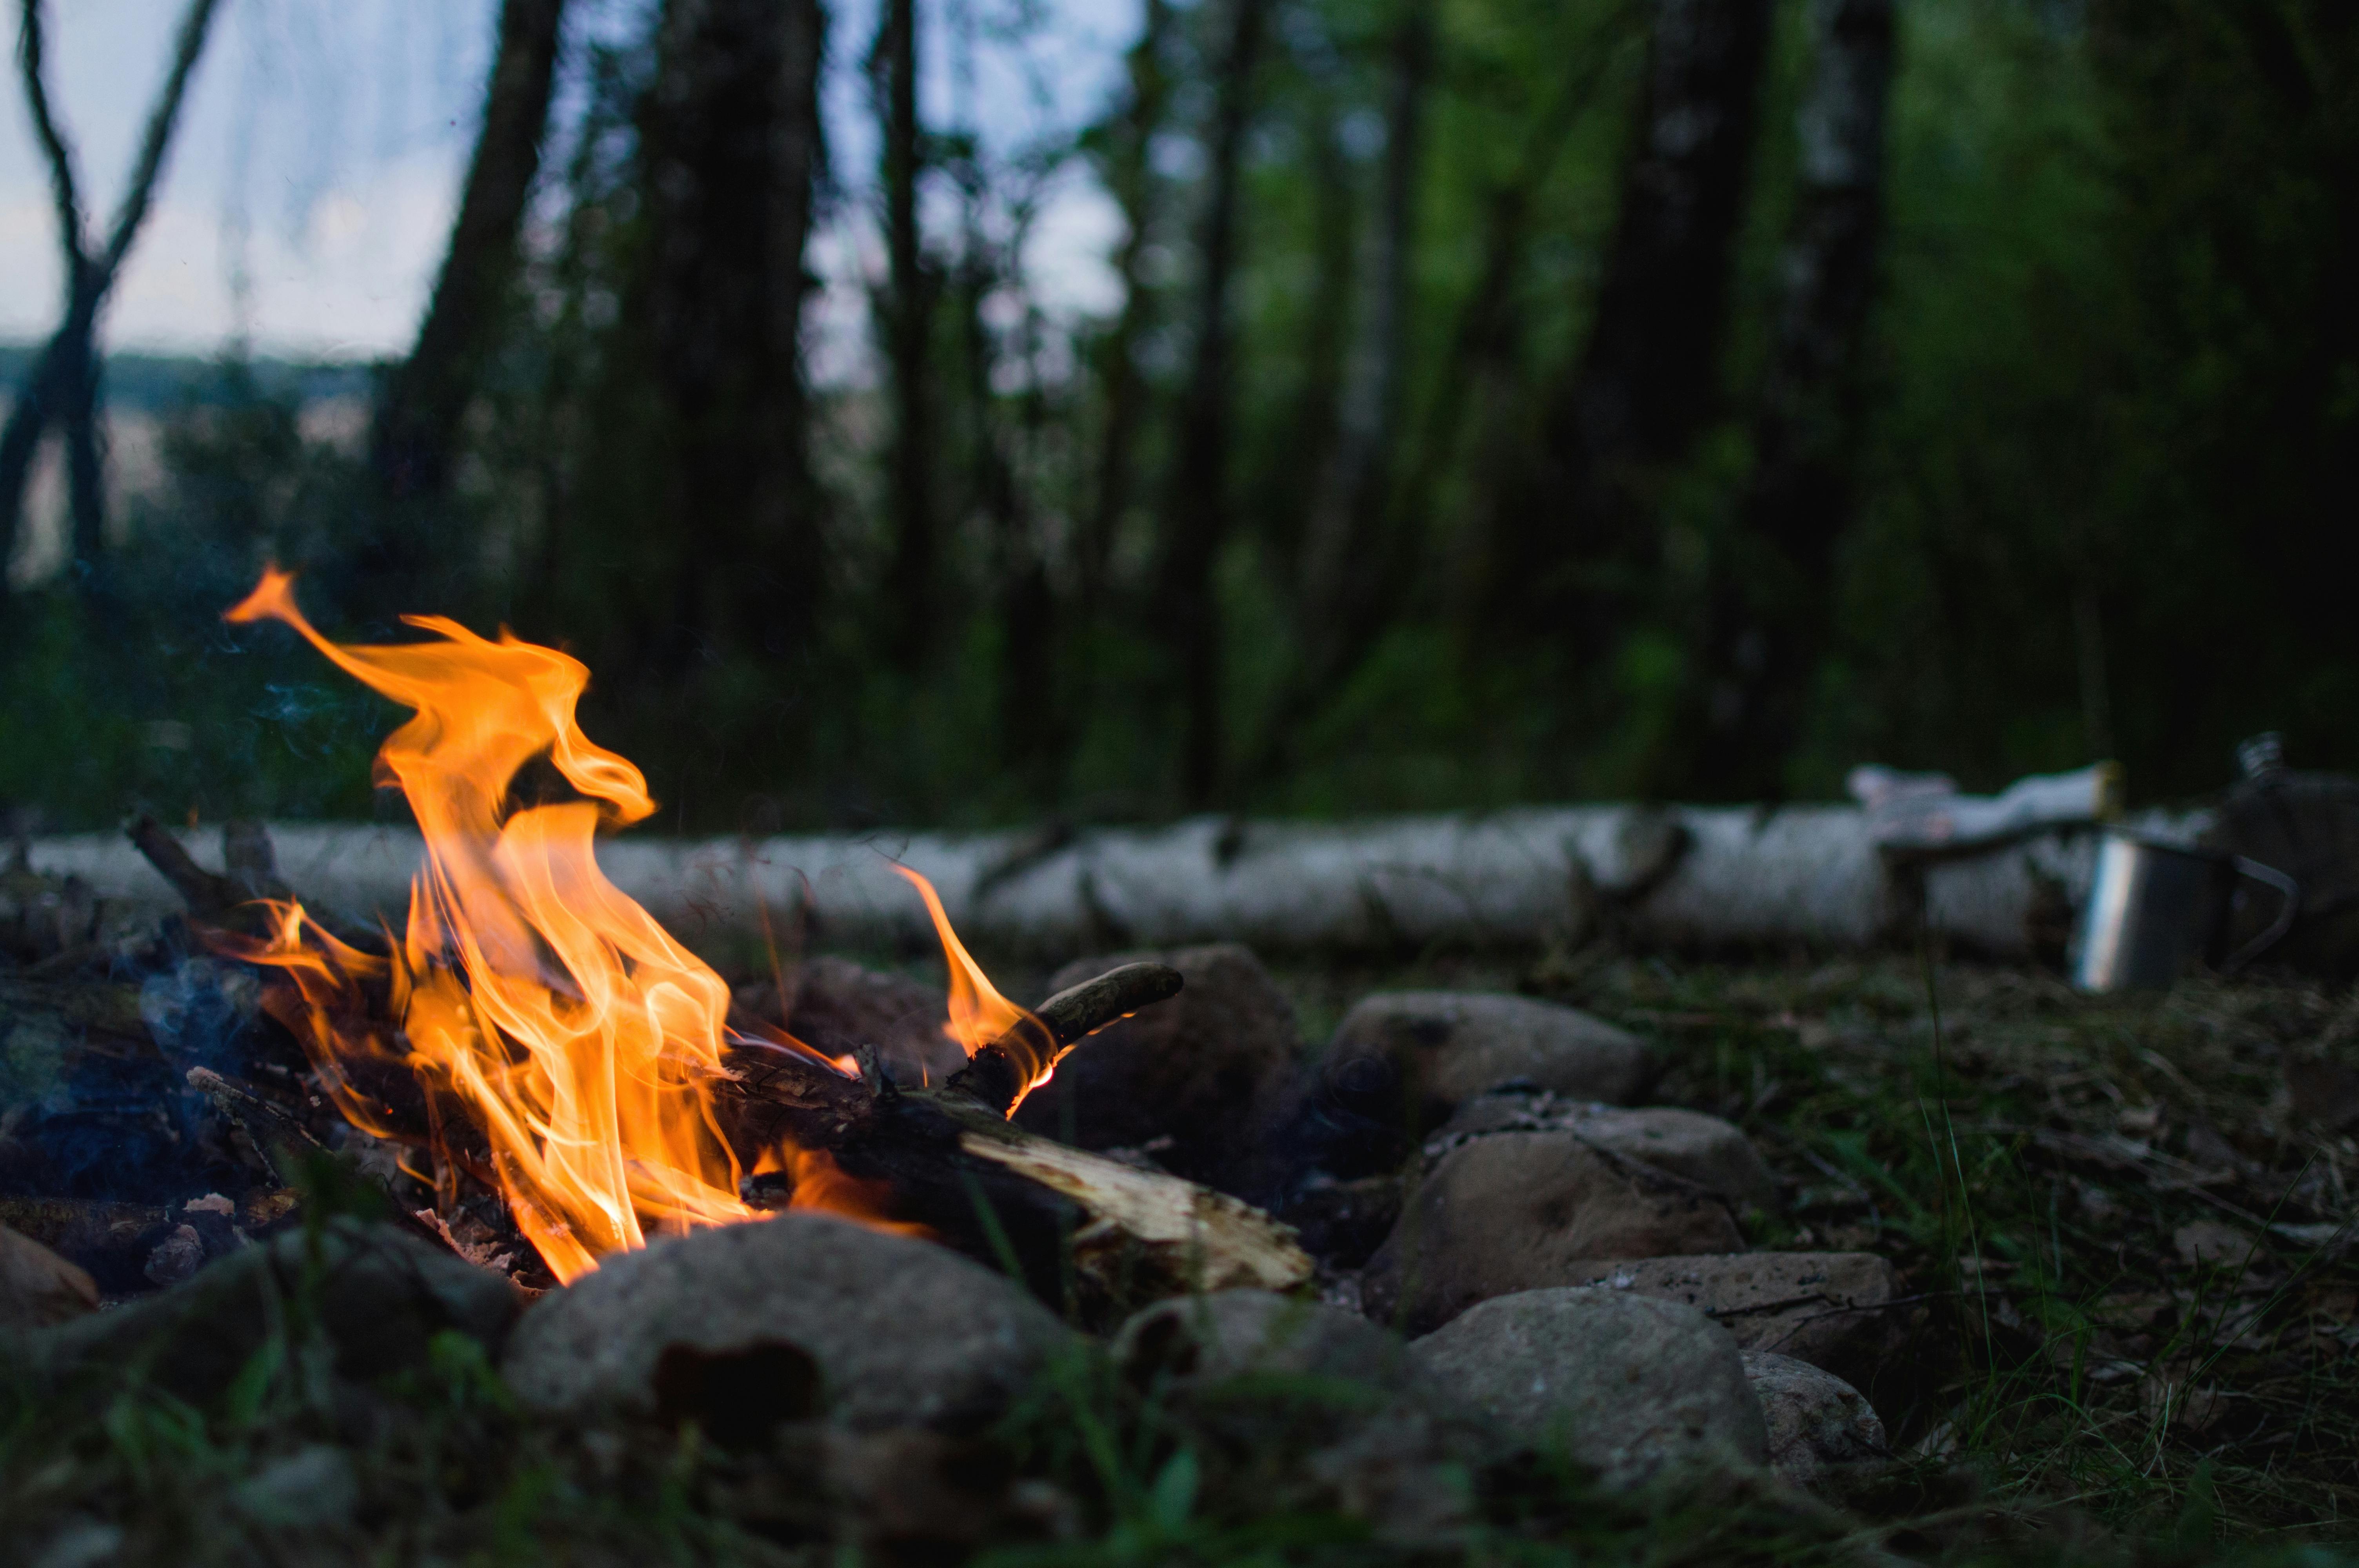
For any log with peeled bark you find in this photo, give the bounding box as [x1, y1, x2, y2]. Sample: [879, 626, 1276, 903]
[38, 802, 2206, 962]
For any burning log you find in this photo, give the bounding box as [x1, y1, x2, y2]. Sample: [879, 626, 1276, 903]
[943, 960, 1183, 1116]
[716, 958, 1305, 1311]
[78, 568, 1313, 1315]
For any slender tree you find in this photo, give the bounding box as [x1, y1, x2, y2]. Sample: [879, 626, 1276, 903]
[1080, 0, 1174, 607]
[1685, 0, 1897, 795]
[1490, 0, 1773, 646]
[874, 0, 939, 668]
[1292, 0, 1434, 701]
[636, 0, 829, 668]
[0, 0, 221, 607]
[371, 0, 569, 505]
[1155, 0, 1272, 807]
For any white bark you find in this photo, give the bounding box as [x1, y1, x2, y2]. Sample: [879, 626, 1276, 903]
[28, 803, 2210, 960]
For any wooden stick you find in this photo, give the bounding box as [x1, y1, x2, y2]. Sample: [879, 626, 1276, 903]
[944, 960, 1183, 1115]
[125, 813, 236, 920]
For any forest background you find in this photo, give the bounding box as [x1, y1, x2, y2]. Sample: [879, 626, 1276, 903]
[0, 0, 2351, 839]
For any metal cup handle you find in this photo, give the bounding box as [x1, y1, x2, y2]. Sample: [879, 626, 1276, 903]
[2220, 857, 2301, 973]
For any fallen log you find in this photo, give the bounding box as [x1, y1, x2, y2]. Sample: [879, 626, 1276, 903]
[33, 803, 2210, 960]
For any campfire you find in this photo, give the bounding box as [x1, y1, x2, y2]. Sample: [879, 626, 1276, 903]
[93, 568, 1307, 1304]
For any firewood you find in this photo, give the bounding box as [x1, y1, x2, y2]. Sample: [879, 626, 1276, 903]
[170, 939, 1305, 1309]
[943, 960, 1185, 1116]
[125, 812, 241, 922]
[722, 959, 1310, 1312]
[183, 1065, 326, 1184]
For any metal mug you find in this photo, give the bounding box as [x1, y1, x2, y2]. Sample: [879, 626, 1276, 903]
[2072, 829, 2301, 992]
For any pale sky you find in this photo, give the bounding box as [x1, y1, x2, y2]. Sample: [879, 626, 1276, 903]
[0, 0, 1135, 365]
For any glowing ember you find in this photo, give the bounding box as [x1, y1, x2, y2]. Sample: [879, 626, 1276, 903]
[219, 567, 1016, 1279]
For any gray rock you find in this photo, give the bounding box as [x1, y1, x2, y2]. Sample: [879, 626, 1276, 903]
[1361, 1131, 1745, 1334]
[1434, 1100, 1777, 1212]
[1741, 1351, 1887, 1486]
[1409, 1287, 1767, 1486]
[1013, 945, 1303, 1199]
[503, 1211, 1068, 1436]
[1, 1223, 98, 1330]
[28, 1520, 123, 1568]
[1114, 1288, 1425, 1393]
[233, 1445, 361, 1531]
[1116, 1290, 1484, 1544]
[1319, 993, 1656, 1140]
[23, 1219, 522, 1406]
[1556, 1253, 1904, 1390]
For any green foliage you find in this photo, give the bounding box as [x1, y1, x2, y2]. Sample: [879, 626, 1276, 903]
[1527, 950, 2359, 1543]
[7, 0, 2356, 829]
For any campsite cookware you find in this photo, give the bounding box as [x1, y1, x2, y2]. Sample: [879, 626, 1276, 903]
[2072, 829, 2300, 992]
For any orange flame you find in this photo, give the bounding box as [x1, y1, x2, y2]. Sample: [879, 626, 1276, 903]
[223, 567, 975, 1281]
[891, 865, 1061, 1110]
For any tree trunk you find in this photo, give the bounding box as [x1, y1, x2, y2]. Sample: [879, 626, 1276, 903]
[1249, 0, 1434, 785]
[1263, 81, 1354, 579]
[1080, 0, 1173, 608]
[875, 0, 938, 670]
[370, 0, 568, 505]
[41, 788, 2160, 963]
[1494, 0, 1773, 641]
[1155, 0, 1272, 808]
[60, 312, 103, 579]
[952, 193, 1061, 784]
[1685, 0, 1896, 797]
[638, 0, 827, 668]
[0, 0, 220, 608]
[1298, 0, 1430, 623]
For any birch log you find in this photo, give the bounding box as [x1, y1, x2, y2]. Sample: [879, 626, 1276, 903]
[29, 804, 2209, 960]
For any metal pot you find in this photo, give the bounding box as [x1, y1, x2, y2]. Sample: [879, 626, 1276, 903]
[2072, 830, 2300, 992]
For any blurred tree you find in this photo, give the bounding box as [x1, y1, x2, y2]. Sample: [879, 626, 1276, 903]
[1236, 0, 1442, 792]
[1683, 0, 1896, 797]
[1080, 0, 1174, 611]
[0, 0, 220, 612]
[635, 0, 828, 670]
[1294, 0, 1432, 660]
[874, 0, 940, 669]
[1491, 0, 1773, 656]
[2079, 0, 2359, 788]
[1156, 0, 1272, 806]
[369, 0, 568, 510]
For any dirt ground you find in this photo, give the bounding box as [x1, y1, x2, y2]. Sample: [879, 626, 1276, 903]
[5, 945, 2357, 1566]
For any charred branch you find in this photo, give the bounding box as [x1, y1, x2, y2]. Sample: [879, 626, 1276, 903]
[126, 816, 300, 940]
[944, 960, 1185, 1117]
[183, 1066, 325, 1184]
[713, 958, 1301, 1316]
[125, 813, 238, 921]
